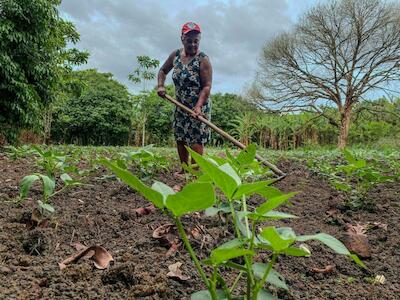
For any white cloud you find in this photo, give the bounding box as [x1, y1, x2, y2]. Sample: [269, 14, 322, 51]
[60, 0, 307, 94]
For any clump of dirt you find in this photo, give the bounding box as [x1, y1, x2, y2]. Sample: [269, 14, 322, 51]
[21, 228, 47, 255]
[101, 262, 137, 286]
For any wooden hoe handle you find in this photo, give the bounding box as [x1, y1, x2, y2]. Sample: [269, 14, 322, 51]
[163, 94, 286, 178]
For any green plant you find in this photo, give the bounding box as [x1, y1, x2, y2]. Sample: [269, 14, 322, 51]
[31, 145, 68, 179]
[4, 145, 35, 160]
[334, 149, 394, 209]
[118, 147, 170, 180]
[102, 145, 364, 300]
[19, 172, 81, 214]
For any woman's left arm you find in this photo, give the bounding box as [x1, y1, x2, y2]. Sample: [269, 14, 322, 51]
[193, 56, 213, 117]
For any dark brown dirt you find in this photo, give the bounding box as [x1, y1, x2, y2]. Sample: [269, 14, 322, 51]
[0, 152, 399, 299]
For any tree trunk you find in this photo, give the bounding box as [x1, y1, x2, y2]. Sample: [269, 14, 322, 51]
[42, 105, 53, 144]
[338, 105, 352, 150]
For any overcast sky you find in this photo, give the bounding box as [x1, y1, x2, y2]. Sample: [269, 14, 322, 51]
[59, 0, 319, 94]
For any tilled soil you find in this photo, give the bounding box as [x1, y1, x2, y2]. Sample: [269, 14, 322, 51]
[0, 152, 399, 300]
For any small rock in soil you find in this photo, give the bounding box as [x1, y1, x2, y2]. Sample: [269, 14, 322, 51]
[341, 233, 371, 258]
[0, 266, 12, 274]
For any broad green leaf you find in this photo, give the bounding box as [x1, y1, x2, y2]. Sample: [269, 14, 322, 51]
[38, 175, 55, 199]
[210, 247, 254, 265]
[236, 144, 256, 165]
[188, 149, 240, 199]
[257, 289, 279, 300]
[100, 159, 164, 209]
[165, 182, 215, 216]
[276, 227, 297, 240]
[60, 173, 73, 182]
[151, 181, 175, 201]
[343, 149, 357, 164]
[296, 233, 349, 255]
[354, 159, 367, 168]
[247, 211, 298, 221]
[253, 263, 288, 290]
[20, 174, 40, 199]
[219, 163, 241, 186]
[233, 180, 276, 200]
[38, 200, 55, 213]
[257, 186, 283, 199]
[197, 173, 212, 183]
[204, 203, 231, 216]
[299, 233, 366, 268]
[256, 192, 297, 215]
[190, 290, 228, 300]
[282, 247, 310, 257]
[332, 181, 351, 191]
[236, 212, 251, 238]
[216, 238, 244, 250]
[225, 149, 239, 166]
[259, 227, 294, 252]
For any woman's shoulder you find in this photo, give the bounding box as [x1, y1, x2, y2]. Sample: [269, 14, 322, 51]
[198, 51, 208, 58]
[198, 52, 210, 64]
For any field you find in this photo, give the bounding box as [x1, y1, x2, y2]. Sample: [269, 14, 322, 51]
[0, 145, 399, 300]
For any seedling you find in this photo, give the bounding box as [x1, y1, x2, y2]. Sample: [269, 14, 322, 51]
[31, 145, 68, 179]
[334, 149, 394, 209]
[118, 147, 170, 180]
[19, 172, 82, 215]
[102, 145, 365, 300]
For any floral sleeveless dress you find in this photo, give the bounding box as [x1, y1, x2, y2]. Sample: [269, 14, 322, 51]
[172, 49, 211, 145]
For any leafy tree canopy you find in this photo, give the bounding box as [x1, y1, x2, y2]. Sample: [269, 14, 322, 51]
[0, 0, 88, 143]
[51, 69, 131, 145]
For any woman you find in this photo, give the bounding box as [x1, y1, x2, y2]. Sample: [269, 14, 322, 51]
[157, 22, 212, 178]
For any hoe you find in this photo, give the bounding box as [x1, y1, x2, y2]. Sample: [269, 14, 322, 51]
[163, 94, 287, 180]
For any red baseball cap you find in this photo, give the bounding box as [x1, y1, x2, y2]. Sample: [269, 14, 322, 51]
[181, 22, 201, 35]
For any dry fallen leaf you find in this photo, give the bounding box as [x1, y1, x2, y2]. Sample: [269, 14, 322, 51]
[135, 204, 156, 216]
[167, 262, 190, 281]
[371, 222, 388, 231]
[152, 224, 174, 239]
[346, 223, 368, 235]
[311, 265, 335, 274]
[59, 244, 114, 270]
[189, 226, 203, 240]
[165, 239, 181, 257]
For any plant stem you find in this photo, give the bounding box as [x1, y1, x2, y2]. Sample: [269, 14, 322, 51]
[175, 217, 217, 300]
[229, 271, 243, 294]
[229, 201, 241, 238]
[242, 195, 250, 239]
[217, 273, 232, 300]
[229, 201, 254, 299]
[252, 253, 278, 299]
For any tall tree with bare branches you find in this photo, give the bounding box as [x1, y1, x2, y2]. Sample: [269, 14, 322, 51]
[253, 0, 400, 149]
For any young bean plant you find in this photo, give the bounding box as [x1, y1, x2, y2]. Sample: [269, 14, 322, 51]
[102, 145, 365, 300]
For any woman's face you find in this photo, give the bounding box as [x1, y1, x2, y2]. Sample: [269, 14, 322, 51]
[181, 31, 201, 55]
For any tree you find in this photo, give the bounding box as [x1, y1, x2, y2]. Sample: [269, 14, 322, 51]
[210, 93, 258, 146]
[254, 0, 400, 149]
[128, 55, 160, 146]
[51, 70, 131, 145]
[0, 0, 88, 143]
[142, 85, 175, 145]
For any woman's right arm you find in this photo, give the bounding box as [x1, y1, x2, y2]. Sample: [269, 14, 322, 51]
[157, 51, 176, 97]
